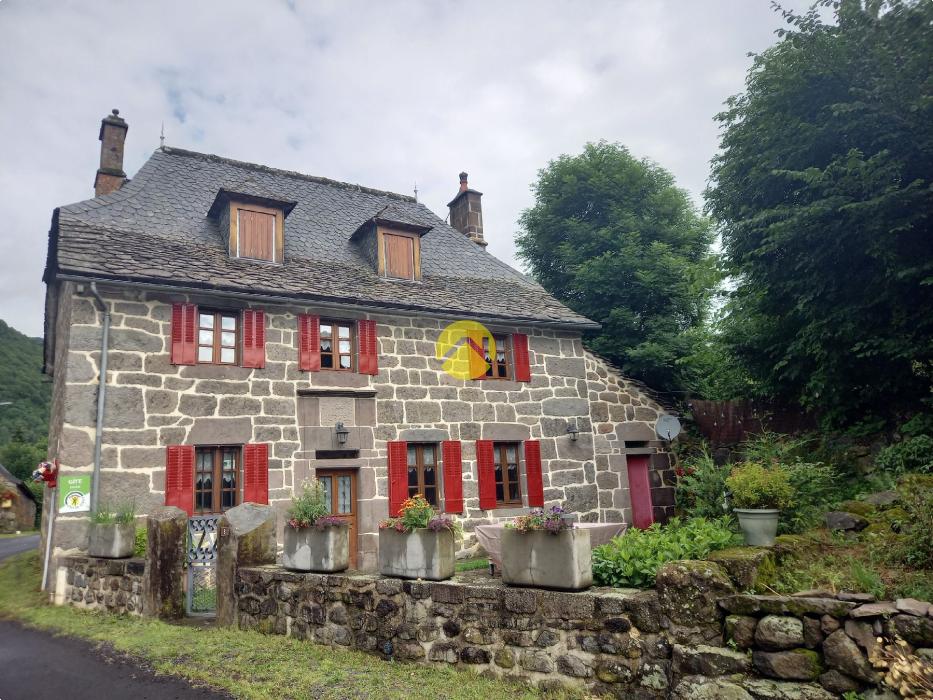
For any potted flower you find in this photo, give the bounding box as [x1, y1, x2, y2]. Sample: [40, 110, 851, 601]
[283, 479, 350, 572]
[0, 489, 15, 509]
[87, 502, 136, 558]
[501, 506, 592, 591]
[725, 461, 794, 546]
[378, 495, 461, 580]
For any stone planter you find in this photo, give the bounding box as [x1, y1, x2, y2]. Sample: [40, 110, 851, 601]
[735, 509, 780, 546]
[283, 524, 350, 572]
[501, 527, 593, 591]
[378, 527, 454, 581]
[87, 521, 136, 558]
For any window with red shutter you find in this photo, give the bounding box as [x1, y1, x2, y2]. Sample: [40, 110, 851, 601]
[298, 314, 321, 371]
[243, 443, 269, 504]
[387, 441, 408, 516]
[165, 445, 195, 515]
[170, 303, 197, 365]
[241, 309, 266, 368]
[442, 440, 464, 514]
[512, 333, 531, 382]
[357, 319, 378, 375]
[524, 440, 544, 507]
[476, 440, 497, 510]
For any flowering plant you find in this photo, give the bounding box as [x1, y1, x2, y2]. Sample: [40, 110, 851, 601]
[379, 495, 462, 538]
[0, 489, 16, 501]
[507, 505, 573, 534]
[287, 479, 346, 529]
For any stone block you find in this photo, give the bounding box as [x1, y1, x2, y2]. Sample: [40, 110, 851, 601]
[823, 629, 878, 683]
[179, 394, 217, 417]
[188, 418, 252, 445]
[542, 398, 588, 417]
[708, 547, 776, 591]
[725, 615, 758, 649]
[102, 386, 145, 429]
[217, 503, 277, 627]
[673, 643, 751, 677]
[755, 615, 805, 651]
[142, 506, 187, 619]
[657, 560, 735, 628]
[752, 649, 822, 681]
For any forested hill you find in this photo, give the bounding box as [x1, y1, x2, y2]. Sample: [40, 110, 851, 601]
[0, 319, 50, 443]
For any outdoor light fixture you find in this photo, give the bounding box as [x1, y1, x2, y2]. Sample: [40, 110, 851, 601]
[566, 419, 579, 441]
[335, 421, 350, 446]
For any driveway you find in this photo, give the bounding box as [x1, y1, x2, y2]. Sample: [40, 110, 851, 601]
[0, 535, 229, 699]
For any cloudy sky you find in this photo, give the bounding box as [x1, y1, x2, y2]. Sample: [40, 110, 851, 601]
[0, 0, 814, 337]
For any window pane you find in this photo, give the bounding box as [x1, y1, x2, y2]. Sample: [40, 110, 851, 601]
[408, 466, 418, 488]
[508, 462, 518, 483]
[338, 325, 350, 338]
[425, 487, 437, 506]
[337, 476, 351, 514]
[338, 339, 350, 353]
[508, 482, 520, 501]
[221, 332, 236, 347]
[199, 330, 214, 345]
[407, 446, 417, 467]
[319, 477, 332, 513]
[199, 314, 214, 329]
[495, 482, 504, 502]
[339, 355, 351, 369]
[321, 339, 332, 352]
[495, 463, 503, 481]
[321, 354, 334, 369]
[320, 324, 332, 338]
[221, 315, 236, 330]
[198, 346, 213, 362]
[422, 446, 435, 465]
[222, 490, 235, 509]
[220, 348, 235, 364]
[506, 445, 517, 462]
[424, 465, 435, 486]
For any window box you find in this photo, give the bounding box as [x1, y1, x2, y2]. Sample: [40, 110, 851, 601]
[500, 527, 592, 591]
[282, 524, 350, 573]
[377, 528, 455, 581]
[87, 521, 136, 559]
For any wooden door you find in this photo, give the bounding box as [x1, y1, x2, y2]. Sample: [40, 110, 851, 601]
[316, 469, 358, 569]
[627, 455, 655, 529]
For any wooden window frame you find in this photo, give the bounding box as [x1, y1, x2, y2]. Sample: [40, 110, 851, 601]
[197, 309, 239, 365]
[493, 441, 522, 507]
[194, 445, 242, 515]
[319, 319, 355, 371]
[228, 202, 284, 264]
[376, 226, 421, 281]
[406, 443, 441, 508]
[482, 334, 512, 380]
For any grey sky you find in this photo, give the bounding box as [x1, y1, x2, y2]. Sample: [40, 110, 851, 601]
[0, 0, 813, 337]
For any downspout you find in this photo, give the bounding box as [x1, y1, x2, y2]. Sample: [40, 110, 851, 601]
[88, 282, 110, 511]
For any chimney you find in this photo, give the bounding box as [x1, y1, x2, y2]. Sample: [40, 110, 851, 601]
[94, 109, 128, 197]
[447, 171, 486, 246]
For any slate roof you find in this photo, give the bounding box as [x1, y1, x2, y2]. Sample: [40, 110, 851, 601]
[46, 148, 597, 329]
[0, 463, 37, 503]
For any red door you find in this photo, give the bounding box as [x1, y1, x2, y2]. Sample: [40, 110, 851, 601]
[627, 455, 654, 529]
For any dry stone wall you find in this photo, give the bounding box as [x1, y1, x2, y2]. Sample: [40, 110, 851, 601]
[48, 283, 668, 573]
[55, 555, 145, 616]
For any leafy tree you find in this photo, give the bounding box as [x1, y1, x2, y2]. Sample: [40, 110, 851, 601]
[0, 433, 47, 482]
[707, 0, 933, 428]
[517, 141, 717, 394]
[0, 319, 51, 443]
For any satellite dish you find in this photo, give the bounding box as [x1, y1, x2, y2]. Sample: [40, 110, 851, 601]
[656, 415, 682, 441]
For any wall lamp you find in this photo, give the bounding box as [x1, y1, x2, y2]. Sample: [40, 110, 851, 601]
[335, 422, 350, 446]
[566, 419, 579, 441]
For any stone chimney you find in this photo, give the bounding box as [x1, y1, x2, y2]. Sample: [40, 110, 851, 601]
[447, 171, 486, 246]
[94, 109, 128, 197]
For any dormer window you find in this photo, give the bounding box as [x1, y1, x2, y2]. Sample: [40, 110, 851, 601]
[350, 214, 431, 282]
[207, 186, 296, 265]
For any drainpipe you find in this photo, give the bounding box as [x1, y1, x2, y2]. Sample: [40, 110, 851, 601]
[88, 283, 110, 511]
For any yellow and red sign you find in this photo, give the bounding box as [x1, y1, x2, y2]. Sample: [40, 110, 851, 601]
[435, 320, 495, 380]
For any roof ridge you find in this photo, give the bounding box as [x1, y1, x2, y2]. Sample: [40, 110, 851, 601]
[160, 146, 417, 203]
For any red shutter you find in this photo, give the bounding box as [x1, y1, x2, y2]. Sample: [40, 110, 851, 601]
[442, 440, 464, 514]
[627, 455, 654, 529]
[298, 314, 321, 371]
[387, 441, 408, 517]
[476, 440, 497, 510]
[241, 309, 266, 368]
[358, 319, 379, 375]
[512, 333, 531, 382]
[170, 303, 197, 365]
[243, 443, 269, 505]
[165, 445, 195, 516]
[524, 440, 544, 507]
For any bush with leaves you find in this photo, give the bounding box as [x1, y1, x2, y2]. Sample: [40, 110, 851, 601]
[726, 462, 794, 510]
[592, 517, 736, 588]
[898, 475, 933, 569]
[877, 435, 933, 475]
[675, 451, 731, 519]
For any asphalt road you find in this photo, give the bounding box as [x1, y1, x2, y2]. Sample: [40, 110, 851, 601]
[0, 535, 228, 699]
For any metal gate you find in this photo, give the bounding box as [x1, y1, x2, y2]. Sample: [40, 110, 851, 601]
[187, 515, 219, 615]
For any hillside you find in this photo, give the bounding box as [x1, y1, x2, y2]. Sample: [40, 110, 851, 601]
[0, 319, 50, 443]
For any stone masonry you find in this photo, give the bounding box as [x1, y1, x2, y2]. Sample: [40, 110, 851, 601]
[45, 281, 669, 576]
[55, 555, 145, 616]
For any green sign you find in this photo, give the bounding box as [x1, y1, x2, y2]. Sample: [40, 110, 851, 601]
[59, 475, 91, 513]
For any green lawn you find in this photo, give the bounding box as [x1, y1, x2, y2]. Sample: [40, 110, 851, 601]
[0, 530, 38, 538]
[0, 551, 587, 700]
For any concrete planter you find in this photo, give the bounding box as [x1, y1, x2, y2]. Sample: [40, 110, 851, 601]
[735, 509, 780, 546]
[282, 524, 350, 572]
[501, 527, 593, 591]
[87, 521, 136, 559]
[378, 527, 455, 581]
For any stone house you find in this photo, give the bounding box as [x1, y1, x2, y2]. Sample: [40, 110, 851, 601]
[0, 463, 38, 533]
[41, 110, 675, 574]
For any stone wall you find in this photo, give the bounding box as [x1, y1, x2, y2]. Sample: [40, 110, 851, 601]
[54, 555, 145, 616]
[46, 283, 669, 574]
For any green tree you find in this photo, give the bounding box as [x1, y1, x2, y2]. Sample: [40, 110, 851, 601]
[707, 0, 933, 428]
[516, 141, 717, 394]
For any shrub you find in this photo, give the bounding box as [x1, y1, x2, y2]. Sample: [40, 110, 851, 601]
[898, 474, 933, 569]
[780, 462, 840, 533]
[876, 434, 933, 475]
[726, 462, 794, 510]
[675, 450, 731, 519]
[592, 517, 736, 588]
[286, 479, 331, 529]
[90, 502, 135, 525]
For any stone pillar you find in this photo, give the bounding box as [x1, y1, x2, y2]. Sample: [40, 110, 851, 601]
[216, 503, 277, 627]
[142, 506, 187, 619]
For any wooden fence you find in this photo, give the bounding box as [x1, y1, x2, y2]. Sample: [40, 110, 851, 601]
[688, 399, 815, 446]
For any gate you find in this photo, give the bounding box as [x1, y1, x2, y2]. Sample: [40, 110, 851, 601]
[187, 515, 219, 615]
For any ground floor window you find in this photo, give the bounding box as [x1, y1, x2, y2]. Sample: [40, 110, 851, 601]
[195, 446, 241, 514]
[407, 443, 439, 507]
[494, 442, 521, 506]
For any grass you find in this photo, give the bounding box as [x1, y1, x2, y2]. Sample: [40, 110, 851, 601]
[454, 557, 490, 572]
[0, 530, 38, 538]
[0, 551, 588, 700]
